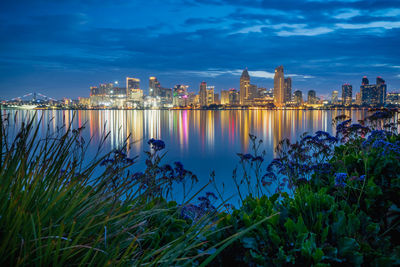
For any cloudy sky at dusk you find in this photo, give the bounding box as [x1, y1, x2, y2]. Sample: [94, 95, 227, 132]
[1, 0, 399, 99]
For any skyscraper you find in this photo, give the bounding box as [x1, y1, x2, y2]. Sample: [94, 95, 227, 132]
[308, 90, 316, 104]
[360, 76, 387, 106]
[332, 90, 339, 105]
[126, 77, 140, 98]
[294, 90, 303, 106]
[206, 86, 215, 105]
[342, 84, 352, 106]
[284, 77, 292, 103]
[274, 66, 285, 106]
[221, 90, 230, 105]
[240, 68, 250, 105]
[199, 81, 207, 107]
[149, 77, 161, 97]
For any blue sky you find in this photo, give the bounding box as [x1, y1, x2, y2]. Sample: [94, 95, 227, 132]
[0, 0, 400, 99]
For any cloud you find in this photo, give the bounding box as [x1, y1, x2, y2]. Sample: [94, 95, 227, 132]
[336, 21, 400, 30]
[180, 69, 314, 80]
[331, 9, 361, 20]
[370, 8, 400, 18]
[276, 26, 334, 36]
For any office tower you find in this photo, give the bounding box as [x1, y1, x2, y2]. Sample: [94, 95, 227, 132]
[332, 90, 338, 105]
[342, 84, 352, 106]
[360, 76, 387, 106]
[240, 68, 250, 105]
[214, 93, 220, 105]
[376, 76, 387, 105]
[229, 89, 240, 104]
[307, 90, 316, 104]
[294, 90, 303, 106]
[356, 92, 362, 105]
[221, 90, 230, 105]
[362, 76, 369, 86]
[149, 77, 161, 97]
[274, 66, 285, 106]
[90, 86, 99, 96]
[284, 77, 292, 103]
[173, 85, 189, 107]
[199, 81, 207, 107]
[126, 77, 140, 98]
[206, 86, 215, 105]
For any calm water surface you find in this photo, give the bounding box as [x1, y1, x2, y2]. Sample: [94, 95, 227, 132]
[4, 109, 369, 198]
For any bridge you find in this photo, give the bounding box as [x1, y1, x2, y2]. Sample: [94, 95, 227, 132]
[7, 92, 57, 102]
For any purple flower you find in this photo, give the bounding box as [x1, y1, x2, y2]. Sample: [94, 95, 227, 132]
[148, 138, 165, 151]
[335, 172, 347, 187]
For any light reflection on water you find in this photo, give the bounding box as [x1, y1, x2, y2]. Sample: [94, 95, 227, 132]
[3, 109, 368, 197]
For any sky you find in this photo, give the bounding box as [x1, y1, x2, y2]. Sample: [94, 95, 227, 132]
[0, 0, 400, 100]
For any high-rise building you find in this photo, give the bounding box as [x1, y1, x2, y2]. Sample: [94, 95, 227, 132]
[221, 90, 230, 105]
[307, 90, 316, 104]
[173, 85, 189, 107]
[149, 77, 161, 97]
[240, 68, 250, 105]
[274, 66, 285, 106]
[126, 78, 140, 98]
[229, 89, 240, 104]
[199, 81, 207, 107]
[376, 76, 387, 104]
[356, 92, 362, 105]
[214, 93, 220, 105]
[207, 86, 215, 105]
[248, 84, 258, 101]
[294, 90, 303, 106]
[332, 91, 339, 105]
[360, 76, 387, 106]
[342, 84, 352, 106]
[284, 77, 292, 103]
[239, 69, 249, 103]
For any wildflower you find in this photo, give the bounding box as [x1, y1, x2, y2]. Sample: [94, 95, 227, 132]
[335, 172, 347, 187]
[237, 153, 253, 161]
[359, 175, 366, 181]
[148, 138, 165, 151]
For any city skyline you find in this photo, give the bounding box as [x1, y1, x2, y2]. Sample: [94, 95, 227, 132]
[1, 0, 400, 99]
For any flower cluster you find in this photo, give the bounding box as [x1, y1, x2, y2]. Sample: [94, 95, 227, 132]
[148, 138, 166, 151]
[335, 172, 347, 187]
[180, 192, 217, 221]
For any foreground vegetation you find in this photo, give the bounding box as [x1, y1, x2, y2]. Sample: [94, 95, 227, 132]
[1, 110, 399, 266]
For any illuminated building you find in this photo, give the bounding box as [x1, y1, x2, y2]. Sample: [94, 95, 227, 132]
[90, 86, 99, 96]
[387, 92, 400, 105]
[149, 77, 161, 97]
[126, 77, 143, 108]
[221, 90, 230, 105]
[332, 90, 339, 105]
[229, 89, 240, 104]
[294, 90, 303, 106]
[360, 76, 387, 106]
[342, 84, 352, 106]
[307, 90, 316, 104]
[206, 86, 215, 105]
[173, 85, 189, 107]
[274, 66, 285, 106]
[240, 68, 250, 105]
[355, 92, 362, 105]
[214, 93, 220, 105]
[284, 77, 292, 103]
[199, 82, 207, 107]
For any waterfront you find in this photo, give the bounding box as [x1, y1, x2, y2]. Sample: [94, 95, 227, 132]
[3, 109, 370, 196]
